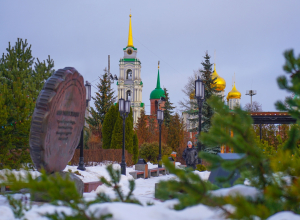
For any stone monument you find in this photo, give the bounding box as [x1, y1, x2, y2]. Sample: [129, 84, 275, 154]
[29, 67, 86, 198]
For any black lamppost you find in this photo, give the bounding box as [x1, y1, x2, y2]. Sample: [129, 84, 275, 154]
[77, 81, 91, 171]
[119, 97, 131, 175]
[157, 109, 164, 168]
[195, 76, 205, 164]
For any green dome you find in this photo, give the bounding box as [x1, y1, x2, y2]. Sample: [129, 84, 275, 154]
[150, 69, 166, 100]
[150, 88, 165, 99]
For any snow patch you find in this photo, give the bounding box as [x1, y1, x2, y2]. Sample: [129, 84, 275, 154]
[267, 211, 300, 220]
[210, 184, 260, 199]
[86, 202, 225, 220]
[0, 206, 15, 220]
[24, 204, 74, 220]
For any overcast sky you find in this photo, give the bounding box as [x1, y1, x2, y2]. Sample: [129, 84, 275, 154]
[1, 1, 300, 114]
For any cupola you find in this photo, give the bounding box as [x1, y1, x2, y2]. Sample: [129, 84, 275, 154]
[211, 64, 226, 91]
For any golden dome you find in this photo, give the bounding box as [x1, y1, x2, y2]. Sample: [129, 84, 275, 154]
[227, 82, 241, 99]
[211, 64, 226, 91]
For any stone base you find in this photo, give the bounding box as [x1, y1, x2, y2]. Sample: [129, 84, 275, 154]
[32, 171, 84, 202]
[84, 181, 102, 192]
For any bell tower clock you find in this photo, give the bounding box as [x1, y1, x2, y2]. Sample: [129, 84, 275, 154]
[117, 14, 144, 124]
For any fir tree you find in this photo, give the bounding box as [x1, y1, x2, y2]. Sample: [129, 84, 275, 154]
[87, 68, 116, 127]
[110, 113, 123, 149]
[199, 52, 219, 154]
[0, 79, 33, 169]
[200, 52, 216, 132]
[0, 38, 54, 169]
[102, 104, 118, 149]
[0, 39, 54, 100]
[162, 87, 175, 127]
[110, 107, 133, 153]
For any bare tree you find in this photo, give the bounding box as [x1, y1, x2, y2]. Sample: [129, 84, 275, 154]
[178, 70, 201, 112]
[244, 101, 262, 112]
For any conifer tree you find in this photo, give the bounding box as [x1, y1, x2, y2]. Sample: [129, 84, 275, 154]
[110, 107, 133, 153]
[0, 80, 33, 169]
[0, 38, 54, 169]
[87, 68, 116, 127]
[135, 110, 149, 145]
[110, 113, 123, 149]
[200, 52, 217, 132]
[162, 87, 175, 127]
[199, 52, 219, 154]
[102, 104, 118, 149]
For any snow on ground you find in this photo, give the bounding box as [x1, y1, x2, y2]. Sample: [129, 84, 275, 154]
[1, 163, 300, 220]
[64, 162, 210, 205]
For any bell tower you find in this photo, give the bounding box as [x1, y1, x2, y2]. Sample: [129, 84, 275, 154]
[117, 14, 144, 124]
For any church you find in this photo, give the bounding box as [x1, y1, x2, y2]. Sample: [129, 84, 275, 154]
[117, 14, 165, 124]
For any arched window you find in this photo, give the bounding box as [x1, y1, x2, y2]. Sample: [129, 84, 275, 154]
[126, 69, 132, 80]
[126, 90, 131, 101]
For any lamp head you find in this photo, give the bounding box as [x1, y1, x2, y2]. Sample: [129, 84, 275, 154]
[119, 98, 125, 113]
[125, 99, 131, 113]
[195, 76, 205, 100]
[85, 81, 92, 101]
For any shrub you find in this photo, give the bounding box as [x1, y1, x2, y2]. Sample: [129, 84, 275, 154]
[196, 164, 207, 171]
[139, 142, 172, 164]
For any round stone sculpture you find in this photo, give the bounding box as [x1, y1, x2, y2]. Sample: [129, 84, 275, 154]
[29, 67, 86, 173]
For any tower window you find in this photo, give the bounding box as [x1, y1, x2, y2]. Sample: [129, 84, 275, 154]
[126, 69, 132, 80]
[126, 90, 131, 101]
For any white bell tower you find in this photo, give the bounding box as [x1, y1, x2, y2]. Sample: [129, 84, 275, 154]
[117, 14, 144, 124]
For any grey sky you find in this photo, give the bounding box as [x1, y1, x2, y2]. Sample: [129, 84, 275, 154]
[1, 1, 300, 114]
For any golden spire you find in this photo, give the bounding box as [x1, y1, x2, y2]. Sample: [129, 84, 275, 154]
[158, 61, 160, 69]
[211, 64, 226, 91]
[127, 12, 134, 47]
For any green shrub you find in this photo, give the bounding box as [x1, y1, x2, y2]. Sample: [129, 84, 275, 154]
[139, 142, 172, 164]
[196, 164, 207, 171]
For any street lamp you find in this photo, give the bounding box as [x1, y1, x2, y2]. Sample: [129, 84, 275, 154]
[119, 97, 131, 175]
[157, 109, 164, 168]
[77, 81, 92, 171]
[195, 76, 205, 164]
